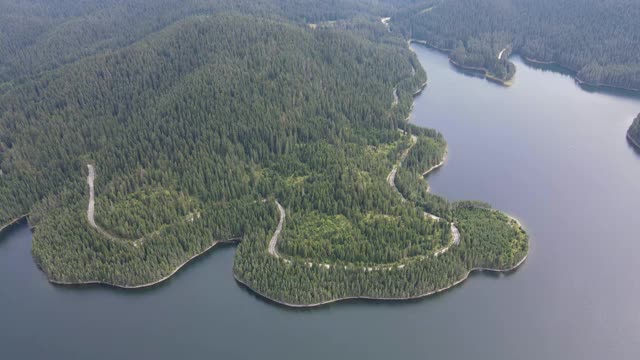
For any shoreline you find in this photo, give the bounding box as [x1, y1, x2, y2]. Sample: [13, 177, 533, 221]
[0, 208, 234, 291]
[408, 39, 452, 53]
[413, 80, 428, 95]
[234, 253, 528, 308]
[408, 39, 512, 86]
[411, 39, 640, 92]
[448, 58, 513, 86]
[422, 156, 446, 176]
[48, 238, 240, 289]
[521, 56, 640, 93]
[45, 163, 244, 289]
[234, 56, 528, 308]
[574, 77, 640, 93]
[17, 32, 530, 303]
[522, 56, 555, 66]
[0, 214, 29, 234]
[627, 131, 640, 150]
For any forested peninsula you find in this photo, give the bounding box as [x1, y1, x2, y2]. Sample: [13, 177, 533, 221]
[391, 0, 640, 90]
[0, 1, 531, 306]
[628, 115, 640, 150]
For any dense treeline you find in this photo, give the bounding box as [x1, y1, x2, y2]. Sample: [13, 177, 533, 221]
[278, 205, 450, 265]
[395, 133, 451, 218]
[0, 5, 527, 303]
[0, 0, 403, 83]
[95, 187, 199, 240]
[33, 196, 277, 286]
[392, 0, 640, 89]
[1, 14, 411, 218]
[235, 204, 527, 305]
[1, 13, 427, 286]
[274, 129, 450, 266]
[628, 114, 640, 149]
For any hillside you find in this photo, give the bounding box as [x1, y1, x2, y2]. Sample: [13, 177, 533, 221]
[391, 0, 640, 89]
[0, 0, 405, 84]
[0, 5, 527, 304]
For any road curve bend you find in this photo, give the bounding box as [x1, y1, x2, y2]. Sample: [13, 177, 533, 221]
[268, 200, 286, 258]
[86, 164, 118, 241]
[388, 133, 461, 253]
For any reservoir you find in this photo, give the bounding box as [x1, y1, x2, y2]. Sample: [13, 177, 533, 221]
[2, 44, 639, 359]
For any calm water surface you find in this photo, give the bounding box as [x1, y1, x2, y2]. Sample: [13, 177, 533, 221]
[2, 45, 639, 359]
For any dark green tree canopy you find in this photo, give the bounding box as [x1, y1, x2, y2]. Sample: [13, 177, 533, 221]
[0, 1, 536, 305]
[392, 0, 640, 89]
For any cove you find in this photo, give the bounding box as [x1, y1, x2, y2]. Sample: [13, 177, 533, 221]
[2, 45, 640, 359]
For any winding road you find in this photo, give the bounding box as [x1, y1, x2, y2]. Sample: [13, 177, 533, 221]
[268, 80, 460, 266]
[392, 87, 399, 107]
[86, 164, 118, 241]
[86, 165, 97, 228]
[266, 29, 461, 266]
[85, 164, 198, 247]
[386, 133, 417, 198]
[268, 200, 286, 258]
[266, 130, 460, 269]
[498, 47, 507, 60]
[387, 133, 460, 252]
[88, 163, 286, 255]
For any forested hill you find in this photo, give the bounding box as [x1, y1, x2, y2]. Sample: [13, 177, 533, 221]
[0, 0, 403, 84]
[0, 13, 420, 223]
[0, 2, 528, 304]
[4, 0, 638, 89]
[628, 115, 640, 149]
[391, 0, 640, 90]
[0, 3, 527, 303]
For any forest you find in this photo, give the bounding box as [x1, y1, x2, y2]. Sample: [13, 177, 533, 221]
[0, 0, 416, 84]
[391, 0, 640, 89]
[0, 1, 530, 305]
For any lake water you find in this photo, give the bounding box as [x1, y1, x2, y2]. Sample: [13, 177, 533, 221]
[2, 45, 640, 359]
